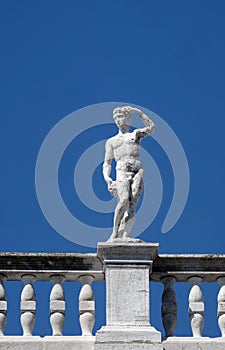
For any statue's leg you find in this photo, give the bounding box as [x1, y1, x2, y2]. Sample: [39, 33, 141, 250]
[118, 180, 132, 237]
[123, 169, 144, 238]
[108, 179, 130, 241]
[118, 209, 129, 237]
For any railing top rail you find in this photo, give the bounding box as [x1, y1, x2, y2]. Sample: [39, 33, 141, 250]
[0, 252, 104, 281]
[1, 252, 225, 282]
[158, 254, 225, 258]
[0, 252, 97, 257]
[152, 254, 225, 282]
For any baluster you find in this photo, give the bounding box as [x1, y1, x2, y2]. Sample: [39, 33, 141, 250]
[217, 277, 225, 336]
[79, 275, 95, 336]
[188, 276, 204, 337]
[20, 275, 36, 336]
[161, 276, 177, 337]
[50, 275, 65, 336]
[0, 275, 7, 336]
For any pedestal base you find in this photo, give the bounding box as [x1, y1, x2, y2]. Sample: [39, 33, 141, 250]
[95, 326, 163, 350]
[96, 241, 162, 350]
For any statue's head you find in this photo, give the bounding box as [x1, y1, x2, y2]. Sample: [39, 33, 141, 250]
[113, 106, 132, 129]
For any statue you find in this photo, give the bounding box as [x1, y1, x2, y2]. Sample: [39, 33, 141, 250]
[103, 106, 156, 241]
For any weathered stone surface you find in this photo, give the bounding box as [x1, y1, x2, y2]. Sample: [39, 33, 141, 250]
[2, 250, 225, 348]
[50, 276, 65, 336]
[0, 277, 6, 336]
[0, 300, 7, 311]
[0, 336, 95, 350]
[79, 275, 95, 336]
[1, 252, 225, 282]
[0, 253, 104, 281]
[95, 242, 162, 350]
[50, 300, 65, 312]
[163, 337, 225, 350]
[79, 300, 95, 311]
[188, 277, 204, 337]
[189, 301, 204, 313]
[20, 275, 36, 336]
[95, 326, 162, 350]
[95, 326, 161, 342]
[95, 344, 162, 350]
[217, 277, 225, 336]
[0, 336, 42, 350]
[152, 255, 225, 282]
[161, 277, 177, 337]
[106, 266, 150, 326]
[97, 241, 159, 262]
[97, 242, 159, 327]
[44, 336, 95, 350]
[0, 336, 225, 350]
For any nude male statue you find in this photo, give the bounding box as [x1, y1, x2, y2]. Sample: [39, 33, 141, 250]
[103, 106, 156, 241]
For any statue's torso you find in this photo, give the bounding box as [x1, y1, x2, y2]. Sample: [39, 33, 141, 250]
[109, 131, 142, 172]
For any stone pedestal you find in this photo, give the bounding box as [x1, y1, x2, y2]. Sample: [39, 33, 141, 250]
[95, 241, 163, 350]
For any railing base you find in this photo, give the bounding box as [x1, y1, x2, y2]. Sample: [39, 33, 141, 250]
[0, 336, 95, 350]
[0, 335, 225, 350]
[95, 345, 162, 350]
[163, 336, 225, 350]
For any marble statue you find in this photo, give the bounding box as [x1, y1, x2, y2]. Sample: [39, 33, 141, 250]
[103, 106, 156, 241]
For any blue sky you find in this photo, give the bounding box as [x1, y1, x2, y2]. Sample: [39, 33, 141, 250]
[1, 0, 225, 338]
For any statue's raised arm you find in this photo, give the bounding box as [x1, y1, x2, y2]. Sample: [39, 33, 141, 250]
[129, 106, 156, 140]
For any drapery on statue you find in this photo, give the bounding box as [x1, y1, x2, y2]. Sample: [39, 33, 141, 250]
[103, 106, 156, 241]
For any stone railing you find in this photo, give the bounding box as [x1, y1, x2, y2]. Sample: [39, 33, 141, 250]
[0, 252, 104, 336]
[152, 253, 225, 345]
[0, 244, 225, 350]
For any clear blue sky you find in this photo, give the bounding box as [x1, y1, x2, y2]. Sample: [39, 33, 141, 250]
[1, 0, 225, 338]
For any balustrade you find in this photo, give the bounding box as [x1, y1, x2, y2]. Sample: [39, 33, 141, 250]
[161, 276, 177, 337]
[79, 275, 95, 336]
[0, 251, 224, 343]
[50, 275, 65, 336]
[217, 277, 225, 337]
[0, 253, 102, 338]
[20, 274, 36, 336]
[0, 274, 7, 336]
[188, 276, 204, 337]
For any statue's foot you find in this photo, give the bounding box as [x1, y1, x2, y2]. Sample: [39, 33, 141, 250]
[107, 231, 129, 242]
[107, 234, 143, 244]
[126, 237, 143, 243]
[122, 233, 143, 243]
[107, 232, 117, 242]
[122, 232, 129, 239]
